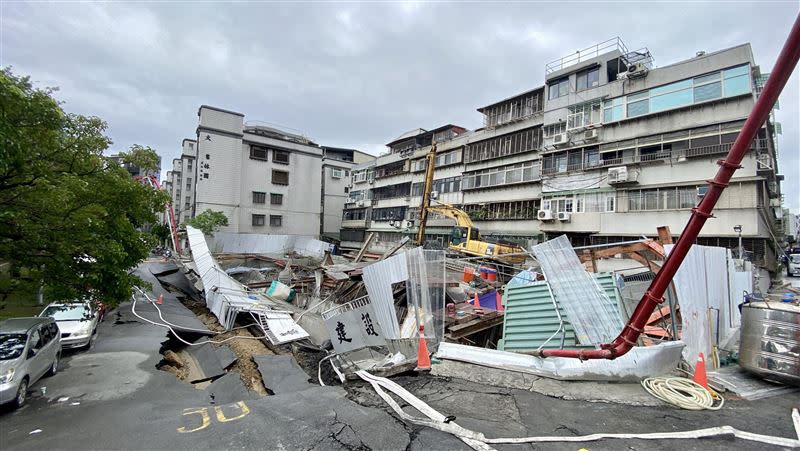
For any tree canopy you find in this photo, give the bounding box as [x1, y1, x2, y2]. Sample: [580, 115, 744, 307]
[187, 210, 229, 235]
[0, 67, 170, 307]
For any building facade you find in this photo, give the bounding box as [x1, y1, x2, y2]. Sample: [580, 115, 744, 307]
[342, 39, 785, 271]
[166, 139, 198, 226]
[188, 105, 373, 237]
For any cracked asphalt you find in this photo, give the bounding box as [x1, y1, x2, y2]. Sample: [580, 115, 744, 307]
[1, 262, 797, 450]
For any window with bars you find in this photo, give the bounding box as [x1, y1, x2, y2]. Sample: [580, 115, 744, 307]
[270, 215, 282, 227]
[411, 176, 461, 196]
[462, 200, 540, 221]
[272, 170, 289, 185]
[342, 208, 367, 220]
[252, 214, 266, 226]
[250, 145, 268, 161]
[253, 191, 266, 204]
[465, 127, 542, 163]
[273, 150, 290, 165]
[270, 193, 283, 205]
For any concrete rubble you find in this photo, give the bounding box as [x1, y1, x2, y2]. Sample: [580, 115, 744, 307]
[158, 226, 800, 448]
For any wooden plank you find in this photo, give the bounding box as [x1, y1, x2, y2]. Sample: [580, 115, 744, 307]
[380, 237, 410, 260]
[354, 232, 376, 263]
[447, 314, 504, 339]
[657, 226, 673, 245]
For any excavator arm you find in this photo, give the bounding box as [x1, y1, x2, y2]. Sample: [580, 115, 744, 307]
[426, 202, 475, 230]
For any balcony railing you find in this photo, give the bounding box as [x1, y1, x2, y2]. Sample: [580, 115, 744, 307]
[542, 139, 770, 176]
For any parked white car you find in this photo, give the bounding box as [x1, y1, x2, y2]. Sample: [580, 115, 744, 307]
[39, 302, 99, 349]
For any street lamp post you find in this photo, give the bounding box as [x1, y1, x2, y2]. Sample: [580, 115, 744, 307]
[734, 224, 743, 259]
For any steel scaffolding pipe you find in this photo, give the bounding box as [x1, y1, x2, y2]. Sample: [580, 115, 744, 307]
[538, 13, 800, 360]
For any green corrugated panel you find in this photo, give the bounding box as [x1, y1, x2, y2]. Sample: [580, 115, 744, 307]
[498, 273, 622, 352]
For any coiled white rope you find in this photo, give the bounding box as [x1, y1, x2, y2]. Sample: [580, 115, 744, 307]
[641, 376, 724, 410]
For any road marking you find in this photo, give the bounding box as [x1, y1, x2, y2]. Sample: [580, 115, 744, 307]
[177, 407, 211, 433]
[215, 401, 250, 422]
[177, 401, 250, 433]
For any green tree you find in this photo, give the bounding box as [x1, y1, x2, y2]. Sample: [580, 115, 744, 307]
[119, 144, 160, 173]
[187, 210, 229, 235]
[0, 67, 170, 308]
[150, 222, 173, 246]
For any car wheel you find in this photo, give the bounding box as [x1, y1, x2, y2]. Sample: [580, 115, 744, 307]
[14, 378, 29, 408]
[46, 353, 60, 376]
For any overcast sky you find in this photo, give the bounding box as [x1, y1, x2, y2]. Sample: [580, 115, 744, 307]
[3, 1, 799, 212]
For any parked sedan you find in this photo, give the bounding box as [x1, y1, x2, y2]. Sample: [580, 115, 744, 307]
[40, 302, 99, 349]
[0, 317, 61, 407]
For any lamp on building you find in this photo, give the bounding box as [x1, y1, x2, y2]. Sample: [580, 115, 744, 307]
[734, 224, 743, 259]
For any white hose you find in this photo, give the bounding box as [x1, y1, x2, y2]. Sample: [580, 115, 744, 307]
[130, 290, 270, 346]
[641, 377, 723, 410]
[356, 371, 800, 448]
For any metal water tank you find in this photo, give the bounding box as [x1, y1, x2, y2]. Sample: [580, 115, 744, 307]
[739, 301, 800, 386]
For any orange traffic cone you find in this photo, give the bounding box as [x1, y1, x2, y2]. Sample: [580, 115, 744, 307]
[693, 352, 709, 390]
[156, 294, 164, 305]
[495, 291, 504, 312]
[473, 292, 481, 308]
[415, 325, 431, 371]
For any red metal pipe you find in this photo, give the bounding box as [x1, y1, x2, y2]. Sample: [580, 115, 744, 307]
[540, 13, 800, 360]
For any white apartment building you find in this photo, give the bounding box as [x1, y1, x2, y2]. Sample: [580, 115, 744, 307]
[190, 105, 373, 237]
[341, 38, 786, 272]
[166, 139, 197, 226]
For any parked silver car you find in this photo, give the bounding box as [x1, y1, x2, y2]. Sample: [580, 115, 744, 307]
[0, 317, 61, 407]
[40, 302, 98, 349]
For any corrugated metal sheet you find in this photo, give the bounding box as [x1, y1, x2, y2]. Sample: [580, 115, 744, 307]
[362, 252, 408, 339]
[186, 226, 309, 344]
[531, 235, 623, 344]
[499, 273, 622, 352]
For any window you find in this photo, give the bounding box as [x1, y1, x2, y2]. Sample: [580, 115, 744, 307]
[273, 150, 290, 165]
[203, 173, 209, 179]
[206, 154, 210, 160]
[269, 215, 282, 227]
[576, 67, 600, 91]
[465, 127, 542, 163]
[462, 161, 540, 190]
[250, 145, 268, 160]
[605, 194, 616, 212]
[343, 209, 367, 220]
[331, 168, 344, 179]
[602, 64, 751, 123]
[184, 215, 190, 222]
[187, 161, 193, 171]
[270, 193, 283, 205]
[372, 207, 407, 221]
[186, 178, 192, 189]
[272, 170, 289, 185]
[253, 191, 266, 204]
[189, 143, 194, 150]
[252, 214, 266, 226]
[548, 77, 569, 100]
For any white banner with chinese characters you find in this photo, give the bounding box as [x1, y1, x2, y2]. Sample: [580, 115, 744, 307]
[321, 296, 386, 354]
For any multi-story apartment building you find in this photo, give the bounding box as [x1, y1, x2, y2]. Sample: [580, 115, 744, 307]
[189, 105, 373, 237]
[342, 38, 785, 271]
[165, 139, 198, 226]
[321, 147, 375, 240]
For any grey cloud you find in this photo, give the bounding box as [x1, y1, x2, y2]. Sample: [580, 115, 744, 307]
[3, 1, 798, 210]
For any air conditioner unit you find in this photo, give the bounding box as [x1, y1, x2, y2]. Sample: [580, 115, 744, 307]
[356, 200, 365, 207]
[430, 190, 439, 200]
[626, 63, 649, 78]
[368, 179, 374, 184]
[537, 209, 553, 221]
[557, 212, 571, 222]
[584, 129, 599, 141]
[553, 132, 570, 147]
[697, 186, 709, 198]
[608, 166, 629, 184]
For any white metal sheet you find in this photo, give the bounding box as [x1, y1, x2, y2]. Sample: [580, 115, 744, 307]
[435, 341, 684, 381]
[322, 296, 386, 353]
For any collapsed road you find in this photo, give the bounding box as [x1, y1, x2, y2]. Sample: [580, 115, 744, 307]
[0, 260, 797, 451]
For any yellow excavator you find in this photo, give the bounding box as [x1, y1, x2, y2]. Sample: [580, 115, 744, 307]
[415, 143, 527, 265]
